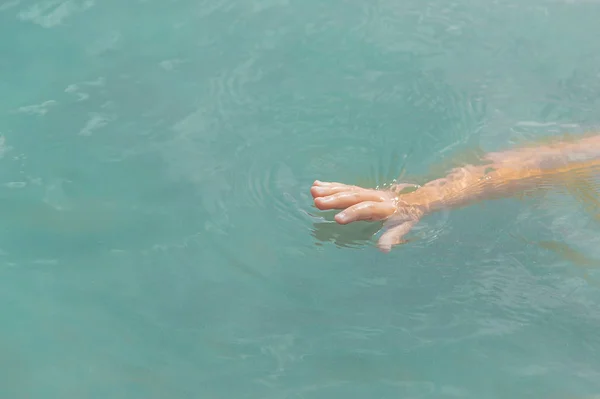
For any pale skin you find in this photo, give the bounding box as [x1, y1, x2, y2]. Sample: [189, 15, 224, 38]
[311, 133, 600, 252]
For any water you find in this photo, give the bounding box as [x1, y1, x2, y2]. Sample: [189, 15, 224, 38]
[2, 0, 600, 397]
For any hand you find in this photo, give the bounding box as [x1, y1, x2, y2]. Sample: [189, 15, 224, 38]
[310, 180, 423, 252]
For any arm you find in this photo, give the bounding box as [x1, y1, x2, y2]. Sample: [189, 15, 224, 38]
[311, 133, 600, 251]
[404, 133, 600, 214]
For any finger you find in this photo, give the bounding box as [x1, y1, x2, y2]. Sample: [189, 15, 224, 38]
[312, 180, 355, 188]
[334, 201, 396, 224]
[377, 220, 417, 252]
[314, 190, 388, 210]
[310, 184, 362, 199]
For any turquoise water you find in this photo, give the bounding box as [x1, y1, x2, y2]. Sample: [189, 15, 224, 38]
[2, 0, 600, 397]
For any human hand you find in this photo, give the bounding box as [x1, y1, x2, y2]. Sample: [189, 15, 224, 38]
[310, 180, 423, 252]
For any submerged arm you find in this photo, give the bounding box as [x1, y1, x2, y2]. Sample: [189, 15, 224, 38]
[311, 133, 600, 251]
[403, 133, 600, 213]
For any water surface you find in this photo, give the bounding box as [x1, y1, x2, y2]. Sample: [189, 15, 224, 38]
[2, 0, 600, 398]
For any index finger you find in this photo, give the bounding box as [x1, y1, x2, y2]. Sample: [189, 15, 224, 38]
[335, 201, 397, 224]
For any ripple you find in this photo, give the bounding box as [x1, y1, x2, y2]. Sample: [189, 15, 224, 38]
[5, 181, 26, 189]
[64, 77, 106, 102]
[0, 1, 20, 12]
[353, 0, 474, 59]
[157, 0, 490, 253]
[193, 0, 236, 18]
[208, 54, 266, 124]
[233, 145, 313, 229]
[78, 112, 112, 136]
[14, 100, 56, 116]
[184, 128, 395, 252]
[17, 0, 94, 28]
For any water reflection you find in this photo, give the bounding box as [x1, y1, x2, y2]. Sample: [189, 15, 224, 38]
[311, 211, 382, 249]
[537, 240, 600, 269]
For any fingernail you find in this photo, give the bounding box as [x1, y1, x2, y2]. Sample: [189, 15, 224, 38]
[379, 244, 392, 253]
[335, 213, 349, 224]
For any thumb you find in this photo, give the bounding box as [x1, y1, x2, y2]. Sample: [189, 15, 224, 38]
[377, 219, 418, 253]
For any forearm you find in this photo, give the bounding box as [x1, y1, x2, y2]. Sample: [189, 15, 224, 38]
[486, 133, 600, 169]
[403, 133, 600, 213]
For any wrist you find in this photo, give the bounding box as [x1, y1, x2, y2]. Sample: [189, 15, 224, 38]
[397, 189, 436, 216]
